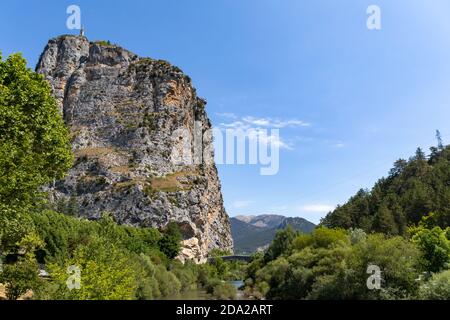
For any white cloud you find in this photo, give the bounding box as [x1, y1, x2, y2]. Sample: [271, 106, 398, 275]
[298, 204, 335, 213]
[216, 115, 308, 151]
[242, 116, 310, 128]
[218, 116, 310, 130]
[216, 123, 293, 150]
[247, 128, 294, 150]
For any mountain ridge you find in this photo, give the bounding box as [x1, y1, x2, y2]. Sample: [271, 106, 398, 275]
[231, 214, 316, 254]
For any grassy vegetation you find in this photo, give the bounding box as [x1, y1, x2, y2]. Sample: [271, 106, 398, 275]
[74, 147, 117, 158]
[113, 180, 139, 191]
[144, 171, 197, 198]
[142, 112, 158, 132]
[94, 40, 114, 47]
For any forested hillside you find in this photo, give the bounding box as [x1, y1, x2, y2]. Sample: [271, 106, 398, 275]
[322, 143, 450, 234]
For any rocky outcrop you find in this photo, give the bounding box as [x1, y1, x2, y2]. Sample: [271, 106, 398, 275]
[36, 35, 233, 262]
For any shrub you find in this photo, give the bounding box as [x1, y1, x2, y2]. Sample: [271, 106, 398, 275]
[172, 260, 198, 291]
[419, 270, 450, 300]
[0, 234, 43, 300]
[45, 238, 138, 300]
[410, 222, 450, 272]
[212, 282, 237, 300]
[154, 265, 181, 297]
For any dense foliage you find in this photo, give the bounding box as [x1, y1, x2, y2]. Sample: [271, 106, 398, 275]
[244, 223, 450, 300]
[1, 203, 242, 300]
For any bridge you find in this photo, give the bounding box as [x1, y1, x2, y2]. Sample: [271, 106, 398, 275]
[207, 255, 252, 263]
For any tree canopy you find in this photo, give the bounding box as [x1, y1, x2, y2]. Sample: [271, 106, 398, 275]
[0, 53, 72, 205]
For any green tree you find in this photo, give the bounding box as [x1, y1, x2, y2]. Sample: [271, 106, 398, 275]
[0, 234, 44, 300]
[373, 204, 398, 235]
[212, 282, 237, 300]
[0, 53, 73, 206]
[46, 238, 138, 300]
[157, 235, 181, 260]
[157, 222, 182, 259]
[211, 257, 228, 277]
[0, 204, 34, 252]
[410, 215, 450, 273]
[419, 269, 450, 300]
[264, 225, 297, 262]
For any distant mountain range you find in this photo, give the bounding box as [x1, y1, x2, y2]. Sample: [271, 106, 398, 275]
[231, 215, 316, 254]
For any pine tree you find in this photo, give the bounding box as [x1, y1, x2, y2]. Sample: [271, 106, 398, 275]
[373, 204, 398, 235]
[67, 196, 79, 217]
[436, 130, 444, 150]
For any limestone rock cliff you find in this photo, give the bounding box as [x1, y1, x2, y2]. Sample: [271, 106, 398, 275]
[36, 35, 233, 262]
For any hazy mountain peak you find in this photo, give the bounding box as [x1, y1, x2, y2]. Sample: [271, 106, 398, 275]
[231, 214, 316, 254]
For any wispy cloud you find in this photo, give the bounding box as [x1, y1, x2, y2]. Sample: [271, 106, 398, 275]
[298, 204, 335, 213]
[248, 128, 294, 150]
[269, 205, 289, 211]
[215, 115, 309, 150]
[242, 116, 310, 128]
[218, 115, 310, 129]
[333, 142, 345, 148]
[323, 139, 346, 149]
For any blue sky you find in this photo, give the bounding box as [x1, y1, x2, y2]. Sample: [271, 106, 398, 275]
[2, 0, 450, 223]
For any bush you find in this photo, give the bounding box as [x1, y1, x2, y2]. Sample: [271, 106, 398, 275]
[245, 227, 422, 300]
[212, 282, 237, 300]
[204, 278, 221, 295]
[154, 265, 181, 297]
[0, 234, 44, 300]
[172, 260, 198, 291]
[419, 270, 450, 300]
[133, 254, 161, 300]
[45, 238, 138, 300]
[311, 227, 349, 248]
[410, 219, 450, 273]
[197, 263, 218, 288]
[0, 257, 40, 300]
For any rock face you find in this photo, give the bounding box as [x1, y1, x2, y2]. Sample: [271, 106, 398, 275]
[36, 35, 233, 262]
